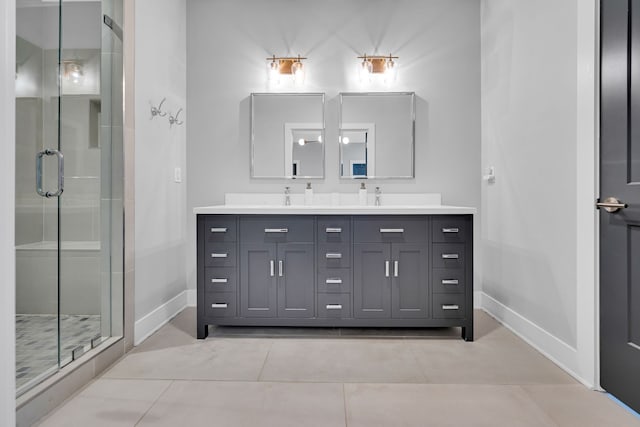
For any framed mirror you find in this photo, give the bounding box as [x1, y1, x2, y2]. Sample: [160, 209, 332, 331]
[339, 92, 415, 179]
[251, 93, 325, 179]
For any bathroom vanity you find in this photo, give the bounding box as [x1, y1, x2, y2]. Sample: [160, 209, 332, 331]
[194, 195, 475, 341]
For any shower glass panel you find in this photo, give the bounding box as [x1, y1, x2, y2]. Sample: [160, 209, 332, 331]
[15, 0, 124, 396]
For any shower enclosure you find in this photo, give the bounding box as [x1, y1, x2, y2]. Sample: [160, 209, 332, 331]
[15, 0, 124, 396]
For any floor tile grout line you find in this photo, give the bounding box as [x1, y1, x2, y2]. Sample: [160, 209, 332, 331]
[256, 340, 274, 382]
[133, 379, 174, 427]
[342, 383, 349, 427]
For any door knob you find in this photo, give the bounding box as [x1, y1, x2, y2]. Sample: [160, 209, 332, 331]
[596, 197, 627, 213]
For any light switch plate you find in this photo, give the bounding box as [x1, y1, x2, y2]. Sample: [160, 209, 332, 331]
[174, 167, 182, 183]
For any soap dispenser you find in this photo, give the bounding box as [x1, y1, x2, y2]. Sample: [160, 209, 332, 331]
[305, 182, 313, 205]
[358, 182, 367, 206]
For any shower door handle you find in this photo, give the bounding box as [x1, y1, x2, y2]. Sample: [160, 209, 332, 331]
[36, 149, 64, 198]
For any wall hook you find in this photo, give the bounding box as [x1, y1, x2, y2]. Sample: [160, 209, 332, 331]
[169, 108, 184, 127]
[150, 98, 167, 119]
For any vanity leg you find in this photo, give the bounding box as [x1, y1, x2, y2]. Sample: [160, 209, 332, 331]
[197, 319, 208, 339]
[462, 324, 474, 342]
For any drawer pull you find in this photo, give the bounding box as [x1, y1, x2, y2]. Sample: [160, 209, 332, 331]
[326, 304, 343, 310]
[442, 228, 459, 233]
[325, 227, 342, 233]
[442, 253, 459, 259]
[442, 279, 459, 285]
[394, 260, 399, 277]
[326, 278, 343, 284]
[210, 227, 228, 233]
[211, 278, 228, 283]
[380, 228, 404, 233]
[270, 260, 275, 277]
[279, 260, 284, 277]
[211, 303, 228, 309]
[265, 228, 288, 233]
[326, 253, 343, 259]
[385, 260, 390, 277]
[442, 304, 460, 310]
[211, 253, 228, 258]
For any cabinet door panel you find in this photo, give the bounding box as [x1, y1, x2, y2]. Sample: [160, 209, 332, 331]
[277, 243, 315, 318]
[392, 244, 429, 318]
[354, 243, 391, 318]
[240, 244, 277, 317]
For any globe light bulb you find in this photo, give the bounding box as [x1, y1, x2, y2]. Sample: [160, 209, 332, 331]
[268, 59, 280, 84]
[317, 135, 322, 143]
[384, 58, 397, 84]
[298, 138, 305, 146]
[291, 60, 305, 84]
[343, 136, 350, 144]
[359, 58, 373, 82]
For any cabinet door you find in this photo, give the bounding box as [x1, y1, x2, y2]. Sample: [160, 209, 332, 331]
[240, 243, 277, 317]
[391, 244, 429, 318]
[353, 243, 391, 318]
[277, 243, 315, 318]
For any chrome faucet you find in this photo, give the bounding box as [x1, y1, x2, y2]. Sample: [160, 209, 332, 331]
[284, 186, 291, 206]
[375, 187, 381, 206]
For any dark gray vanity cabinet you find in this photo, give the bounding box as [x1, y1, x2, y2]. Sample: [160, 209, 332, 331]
[238, 216, 315, 320]
[197, 213, 473, 341]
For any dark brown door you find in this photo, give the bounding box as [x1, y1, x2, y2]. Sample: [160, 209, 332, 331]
[600, 0, 640, 413]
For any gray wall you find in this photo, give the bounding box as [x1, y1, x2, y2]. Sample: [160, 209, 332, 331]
[186, 0, 481, 290]
[134, 0, 187, 325]
[481, 0, 577, 346]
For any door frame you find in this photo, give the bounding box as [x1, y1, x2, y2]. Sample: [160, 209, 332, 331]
[0, 0, 16, 424]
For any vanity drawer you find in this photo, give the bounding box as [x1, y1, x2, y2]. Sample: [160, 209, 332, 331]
[204, 267, 237, 293]
[205, 292, 237, 317]
[318, 244, 351, 269]
[432, 243, 466, 269]
[432, 294, 466, 319]
[317, 293, 352, 319]
[318, 268, 352, 293]
[240, 216, 314, 243]
[432, 217, 470, 243]
[203, 216, 237, 243]
[432, 269, 465, 294]
[353, 216, 427, 243]
[317, 217, 351, 243]
[204, 243, 237, 268]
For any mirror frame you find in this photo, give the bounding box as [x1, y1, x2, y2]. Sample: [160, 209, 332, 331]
[250, 92, 326, 179]
[338, 92, 415, 179]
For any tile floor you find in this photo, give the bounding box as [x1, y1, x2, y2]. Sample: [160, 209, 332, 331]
[35, 309, 640, 427]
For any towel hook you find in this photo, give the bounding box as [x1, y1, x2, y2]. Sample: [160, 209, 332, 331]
[150, 98, 167, 119]
[169, 108, 184, 127]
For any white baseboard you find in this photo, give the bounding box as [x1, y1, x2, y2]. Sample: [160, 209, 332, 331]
[186, 289, 197, 306]
[479, 291, 592, 388]
[134, 291, 188, 346]
[474, 291, 483, 308]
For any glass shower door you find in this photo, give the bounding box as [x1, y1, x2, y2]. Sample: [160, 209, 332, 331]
[15, 0, 124, 395]
[15, 0, 63, 394]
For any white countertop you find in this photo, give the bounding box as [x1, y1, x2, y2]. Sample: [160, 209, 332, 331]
[193, 193, 476, 215]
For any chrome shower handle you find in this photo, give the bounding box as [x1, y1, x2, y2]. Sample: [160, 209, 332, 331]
[36, 149, 64, 198]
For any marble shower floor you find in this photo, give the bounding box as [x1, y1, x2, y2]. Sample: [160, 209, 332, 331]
[16, 314, 101, 390]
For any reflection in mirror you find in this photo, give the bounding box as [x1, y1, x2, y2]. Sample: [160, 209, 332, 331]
[251, 93, 325, 178]
[339, 92, 415, 179]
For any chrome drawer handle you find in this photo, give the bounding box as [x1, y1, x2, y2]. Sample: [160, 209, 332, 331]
[325, 227, 342, 233]
[211, 303, 228, 309]
[211, 253, 228, 258]
[442, 304, 459, 310]
[325, 278, 343, 284]
[442, 254, 459, 259]
[270, 260, 275, 277]
[265, 228, 288, 233]
[210, 227, 228, 233]
[279, 260, 283, 277]
[326, 253, 342, 259]
[394, 260, 399, 277]
[442, 228, 459, 233]
[211, 278, 228, 283]
[326, 304, 342, 310]
[442, 279, 459, 285]
[385, 260, 390, 277]
[380, 228, 404, 233]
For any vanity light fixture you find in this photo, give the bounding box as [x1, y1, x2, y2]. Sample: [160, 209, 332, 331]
[62, 60, 84, 84]
[357, 54, 398, 83]
[267, 55, 306, 84]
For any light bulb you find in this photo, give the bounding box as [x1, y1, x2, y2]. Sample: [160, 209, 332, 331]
[359, 59, 372, 82]
[291, 60, 305, 84]
[384, 58, 397, 83]
[317, 135, 322, 143]
[268, 59, 280, 84]
[298, 138, 305, 146]
[343, 136, 350, 144]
